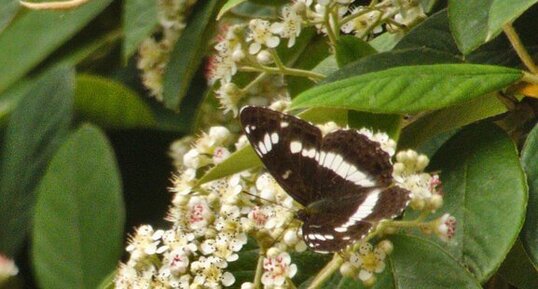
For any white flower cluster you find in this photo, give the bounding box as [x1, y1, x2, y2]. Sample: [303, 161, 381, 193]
[138, 0, 199, 100]
[340, 240, 392, 286]
[0, 254, 18, 285]
[117, 125, 304, 288]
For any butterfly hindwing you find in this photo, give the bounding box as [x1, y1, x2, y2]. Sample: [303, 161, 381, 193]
[240, 106, 322, 206]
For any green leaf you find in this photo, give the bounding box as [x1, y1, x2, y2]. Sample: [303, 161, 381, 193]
[0, 66, 73, 256]
[448, 0, 492, 54]
[398, 92, 507, 150]
[395, 9, 459, 55]
[198, 108, 348, 184]
[75, 74, 156, 129]
[0, 0, 18, 32]
[521, 122, 538, 267]
[217, 0, 247, 19]
[335, 36, 376, 67]
[348, 111, 402, 141]
[162, 0, 220, 110]
[419, 0, 439, 13]
[123, 0, 158, 61]
[498, 239, 538, 289]
[198, 146, 261, 185]
[324, 48, 462, 83]
[96, 270, 116, 289]
[32, 125, 125, 289]
[292, 64, 521, 114]
[429, 123, 527, 281]
[368, 32, 403, 52]
[0, 0, 113, 94]
[304, 235, 481, 289]
[488, 0, 538, 42]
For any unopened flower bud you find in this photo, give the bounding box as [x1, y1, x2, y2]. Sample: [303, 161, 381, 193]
[256, 50, 273, 64]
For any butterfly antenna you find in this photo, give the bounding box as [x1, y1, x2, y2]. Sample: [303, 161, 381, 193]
[240, 189, 298, 214]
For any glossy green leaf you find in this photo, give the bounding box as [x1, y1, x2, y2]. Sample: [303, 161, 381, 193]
[217, 0, 247, 19]
[0, 0, 113, 94]
[488, 0, 538, 41]
[521, 122, 538, 267]
[335, 36, 376, 67]
[0, 67, 73, 256]
[429, 123, 527, 281]
[368, 32, 403, 52]
[348, 111, 402, 140]
[292, 64, 521, 114]
[198, 108, 348, 185]
[398, 93, 507, 150]
[32, 125, 124, 289]
[498, 239, 538, 289]
[162, 0, 219, 110]
[303, 235, 481, 289]
[75, 74, 156, 129]
[123, 0, 158, 61]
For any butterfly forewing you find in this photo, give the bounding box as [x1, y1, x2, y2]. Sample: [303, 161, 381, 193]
[317, 130, 393, 196]
[240, 106, 322, 206]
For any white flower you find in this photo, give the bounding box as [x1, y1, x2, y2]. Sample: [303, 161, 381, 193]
[186, 196, 214, 231]
[191, 256, 236, 287]
[125, 225, 161, 263]
[261, 252, 297, 287]
[247, 19, 280, 54]
[169, 136, 194, 169]
[435, 213, 457, 242]
[357, 128, 396, 157]
[348, 242, 387, 282]
[216, 83, 244, 116]
[169, 168, 197, 196]
[213, 146, 231, 164]
[271, 7, 303, 47]
[183, 148, 211, 169]
[0, 254, 18, 283]
[341, 8, 383, 38]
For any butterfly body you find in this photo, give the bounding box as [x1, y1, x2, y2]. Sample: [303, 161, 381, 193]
[240, 106, 410, 253]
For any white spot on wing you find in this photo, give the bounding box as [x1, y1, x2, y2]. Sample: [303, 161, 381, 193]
[331, 155, 344, 171]
[271, 133, 279, 144]
[282, 170, 291, 179]
[264, 134, 272, 152]
[281, 122, 289, 128]
[334, 227, 347, 232]
[348, 170, 375, 187]
[314, 234, 326, 240]
[335, 189, 382, 231]
[245, 126, 250, 133]
[290, 141, 302, 154]
[258, 141, 267, 155]
[324, 234, 334, 240]
[323, 152, 335, 168]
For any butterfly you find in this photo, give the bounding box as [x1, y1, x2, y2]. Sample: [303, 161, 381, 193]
[240, 106, 410, 253]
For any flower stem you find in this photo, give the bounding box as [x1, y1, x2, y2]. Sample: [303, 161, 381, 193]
[254, 251, 265, 289]
[306, 254, 343, 289]
[323, 3, 339, 47]
[240, 65, 325, 80]
[503, 22, 538, 74]
[522, 71, 538, 85]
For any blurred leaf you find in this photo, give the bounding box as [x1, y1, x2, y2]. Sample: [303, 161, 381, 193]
[429, 123, 527, 281]
[0, 0, 113, 94]
[198, 108, 348, 184]
[335, 36, 376, 67]
[498, 239, 538, 289]
[419, 0, 439, 13]
[395, 9, 459, 55]
[32, 125, 124, 289]
[0, 0, 18, 32]
[0, 66, 73, 256]
[75, 74, 156, 129]
[123, 0, 158, 61]
[287, 34, 331, 97]
[448, 0, 491, 54]
[488, 0, 538, 41]
[217, 0, 247, 19]
[162, 0, 220, 110]
[368, 32, 403, 52]
[521, 122, 538, 267]
[96, 271, 116, 289]
[292, 64, 521, 114]
[398, 93, 507, 149]
[312, 55, 339, 76]
[324, 48, 462, 83]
